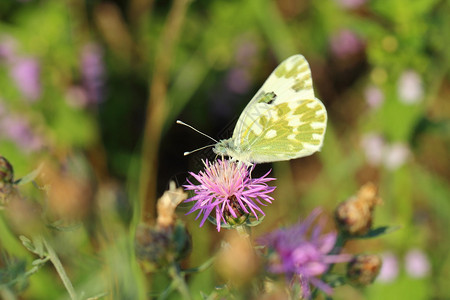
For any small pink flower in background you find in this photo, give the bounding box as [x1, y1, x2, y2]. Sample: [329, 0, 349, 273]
[364, 85, 384, 110]
[183, 159, 275, 232]
[383, 142, 410, 170]
[377, 252, 399, 283]
[10, 57, 41, 101]
[405, 248, 431, 278]
[334, 0, 366, 9]
[397, 70, 423, 104]
[234, 39, 257, 67]
[0, 115, 43, 152]
[361, 133, 385, 166]
[81, 43, 105, 104]
[65, 85, 89, 108]
[259, 209, 352, 299]
[361, 134, 411, 170]
[330, 29, 364, 58]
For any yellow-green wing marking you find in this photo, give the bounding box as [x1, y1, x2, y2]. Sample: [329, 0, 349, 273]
[239, 98, 327, 163]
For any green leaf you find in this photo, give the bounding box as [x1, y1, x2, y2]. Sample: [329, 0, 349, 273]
[14, 164, 43, 186]
[19, 236, 35, 253]
[46, 220, 82, 232]
[351, 226, 402, 239]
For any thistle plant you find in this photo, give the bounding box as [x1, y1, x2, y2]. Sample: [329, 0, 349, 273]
[258, 209, 353, 298]
[183, 159, 275, 231]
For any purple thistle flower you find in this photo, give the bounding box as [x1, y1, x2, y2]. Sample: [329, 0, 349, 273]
[183, 159, 275, 232]
[259, 209, 352, 299]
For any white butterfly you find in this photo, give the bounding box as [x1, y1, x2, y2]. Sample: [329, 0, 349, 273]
[179, 54, 327, 165]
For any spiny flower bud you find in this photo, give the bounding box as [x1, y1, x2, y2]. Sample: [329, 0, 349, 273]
[0, 156, 14, 204]
[347, 254, 382, 286]
[135, 221, 191, 271]
[135, 182, 191, 271]
[335, 182, 382, 236]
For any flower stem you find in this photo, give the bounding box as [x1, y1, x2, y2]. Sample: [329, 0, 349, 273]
[168, 262, 191, 300]
[42, 238, 77, 300]
[139, 0, 192, 223]
[235, 225, 251, 238]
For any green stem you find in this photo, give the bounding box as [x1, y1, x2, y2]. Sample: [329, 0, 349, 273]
[235, 225, 251, 238]
[168, 262, 191, 300]
[42, 238, 77, 300]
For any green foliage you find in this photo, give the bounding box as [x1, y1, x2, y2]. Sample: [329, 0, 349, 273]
[0, 0, 448, 299]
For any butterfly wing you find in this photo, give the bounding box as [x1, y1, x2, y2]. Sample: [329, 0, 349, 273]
[231, 54, 327, 163]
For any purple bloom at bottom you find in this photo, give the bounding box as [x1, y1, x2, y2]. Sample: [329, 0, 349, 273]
[259, 209, 352, 299]
[183, 159, 275, 232]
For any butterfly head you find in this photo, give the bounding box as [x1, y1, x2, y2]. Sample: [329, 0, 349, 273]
[213, 138, 235, 157]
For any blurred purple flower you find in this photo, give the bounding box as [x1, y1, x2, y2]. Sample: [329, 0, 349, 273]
[377, 252, 399, 283]
[226, 68, 251, 94]
[334, 0, 366, 9]
[65, 85, 89, 108]
[330, 30, 363, 58]
[259, 209, 352, 298]
[0, 37, 17, 63]
[364, 85, 384, 110]
[0, 115, 43, 151]
[81, 43, 105, 104]
[10, 57, 41, 101]
[183, 159, 275, 232]
[361, 133, 385, 166]
[405, 248, 431, 278]
[397, 70, 423, 104]
[383, 142, 410, 170]
[234, 39, 257, 67]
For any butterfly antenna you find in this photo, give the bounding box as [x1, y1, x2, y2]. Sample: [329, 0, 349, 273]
[183, 144, 215, 156]
[176, 120, 218, 143]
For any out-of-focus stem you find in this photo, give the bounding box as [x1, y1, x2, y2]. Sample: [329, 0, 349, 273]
[168, 262, 192, 300]
[139, 0, 191, 223]
[42, 238, 78, 300]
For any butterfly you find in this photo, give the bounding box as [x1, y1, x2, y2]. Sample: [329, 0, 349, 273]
[178, 54, 327, 165]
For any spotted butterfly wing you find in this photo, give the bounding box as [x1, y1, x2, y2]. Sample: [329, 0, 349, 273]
[213, 54, 327, 164]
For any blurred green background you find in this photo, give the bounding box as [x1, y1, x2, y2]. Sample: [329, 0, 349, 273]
[0, 0, 449, 299]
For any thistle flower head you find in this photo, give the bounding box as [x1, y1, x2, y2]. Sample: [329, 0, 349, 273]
[183, 159, 275, 232]
[259, 209, 352, 299]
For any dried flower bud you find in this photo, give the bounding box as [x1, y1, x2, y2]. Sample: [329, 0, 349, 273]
[156, 181, 187, 228]
[335, 182, 382, 236]
[347, 254, 382, 286]
[136, 183, 191, 271]
[0, 156, 14, 204]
